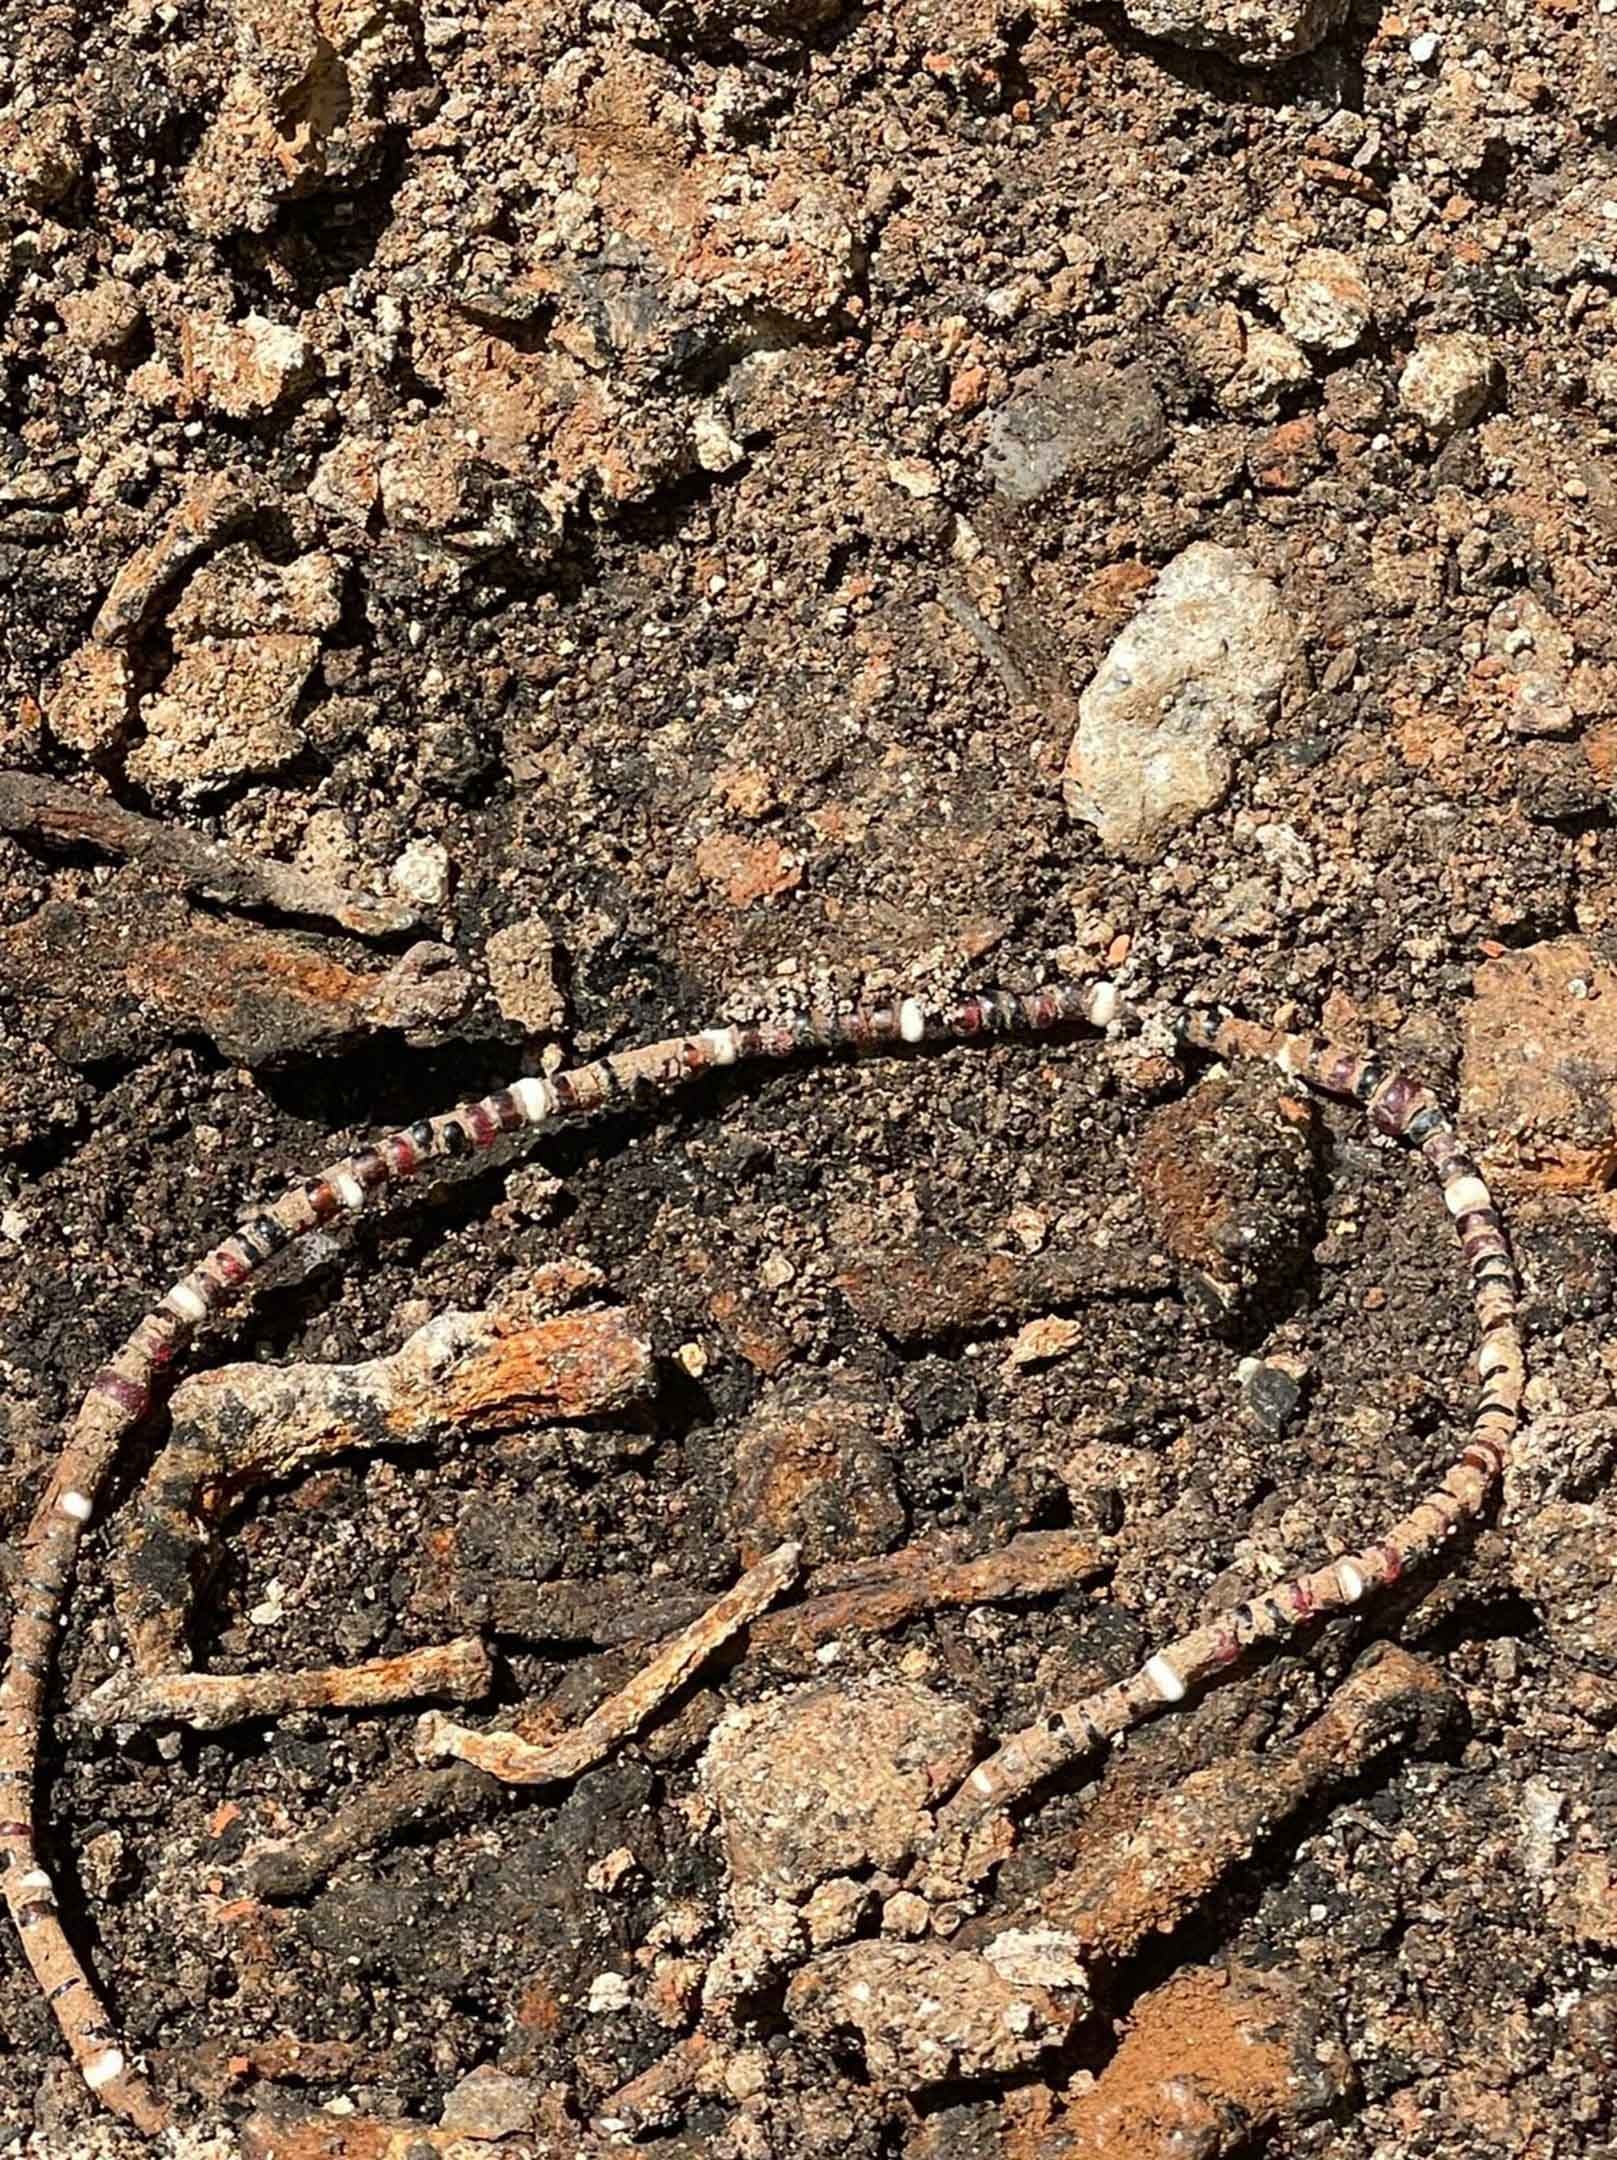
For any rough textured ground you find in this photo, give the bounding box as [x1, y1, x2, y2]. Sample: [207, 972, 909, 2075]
[2, 0, 1616, 2153]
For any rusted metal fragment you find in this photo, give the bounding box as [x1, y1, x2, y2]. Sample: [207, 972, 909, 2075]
[0, 769, 420, 938]
[1009, 1645, 1459, 1962]
[416, 1543, 801, 1785]
[82, 1305, 653, 1726]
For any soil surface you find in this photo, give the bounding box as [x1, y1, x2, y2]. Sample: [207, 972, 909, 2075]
[2, 0, 1616, 2155]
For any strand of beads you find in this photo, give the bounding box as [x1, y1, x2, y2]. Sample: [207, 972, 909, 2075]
[0, 977, 1523, 2135]
[0, 978, 1117, 2131]
[922, 1010, 1522, 1875]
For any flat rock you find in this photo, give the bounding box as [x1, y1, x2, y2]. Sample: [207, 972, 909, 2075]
[702, 1679, 978, 1898]
[1461, 937, 1617, 1186]
[984, 361, 1166, 505]
[786, 1938, 1085, 2090]
[1121, 0, 1349, 65]
[1063, 543, 1299, 862]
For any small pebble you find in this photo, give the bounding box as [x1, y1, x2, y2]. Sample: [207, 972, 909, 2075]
[390, 839, 452, 910]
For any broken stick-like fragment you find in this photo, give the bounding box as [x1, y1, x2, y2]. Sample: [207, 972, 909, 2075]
[435, 1530, 1106, 1663]
[0, 770, 422, 939]
[754, 1530, 1106, 1664]
[91, 470, 255, 645]
[416, 1542, 802, 1784]
[245, 1762, 505, 1901]
[989, 1644, 1459, 1964]
[84, 1302, 652, 1730]
[78, 1636, 493, 1734]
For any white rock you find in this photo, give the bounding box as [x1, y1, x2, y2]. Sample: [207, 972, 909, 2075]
[1484, 593, 1576, 738]
[1398, 333, 1496, 436]
[1063, 543, 1299, 863]
[390, 840, 452, 910]
[982, 1928, 1091, 1992]
[1222, 324, 1313, 417]
[587, 1971, 633, 2014]
[1280, 249, 1373, 353]
[1121, 0, 1349, 64]
[692, 406, 745, 474]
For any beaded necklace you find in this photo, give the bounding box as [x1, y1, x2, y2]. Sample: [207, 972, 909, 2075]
[0, 978, 1524, 2134]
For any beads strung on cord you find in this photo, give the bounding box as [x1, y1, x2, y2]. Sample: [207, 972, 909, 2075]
[0, 977, 1523, 2135]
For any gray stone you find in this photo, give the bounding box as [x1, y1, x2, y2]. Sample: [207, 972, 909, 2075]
[1063, 542, 1299, 861]
[1529, 178, 1617, 285]
[1122, 0, 1349, 65]
[984, 361, 1166, 505]
[440, 2063, 542, 2137]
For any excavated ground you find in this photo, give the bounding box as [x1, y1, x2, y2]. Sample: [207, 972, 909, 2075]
[1, 0, 1615, 2154]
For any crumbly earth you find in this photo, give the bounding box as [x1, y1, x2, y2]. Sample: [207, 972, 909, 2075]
[2, 0, 1616, 2154]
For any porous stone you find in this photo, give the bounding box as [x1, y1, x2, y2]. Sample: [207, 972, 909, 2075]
[786, 1939, 1085, 2089]
[1398, 333, 1497, 436]
[1122, 0, 1350, 65]
[1461, 938, 1617, 1186]
[180, 0, 419, 239]
[1062, 543, 1299, 862]
[984, 360, 1167, 505]
[694, 831, 802, 909]
[128, 640, 323, 794]
[0, 100, 81, 208]
[702, 1680, 978, 1898]
[1279, 249, 1373, 353]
